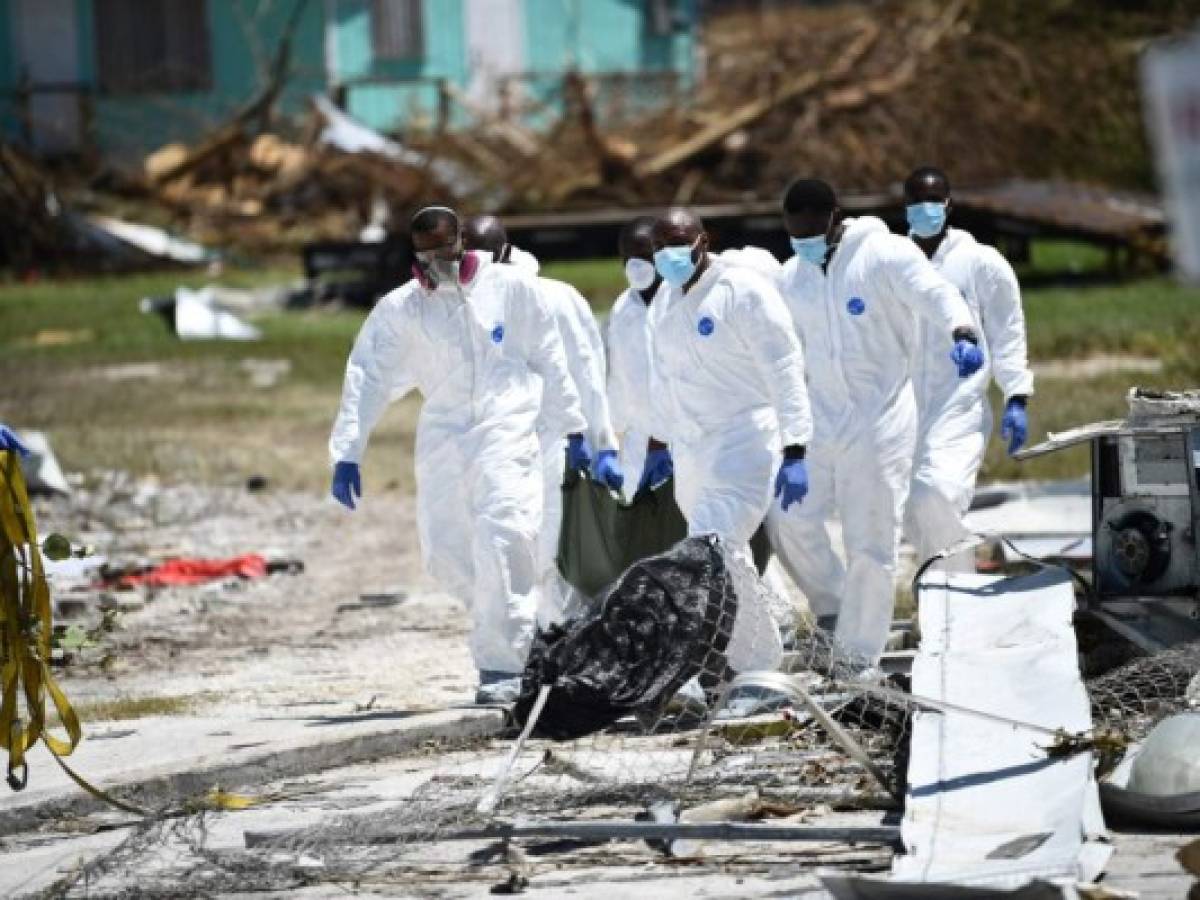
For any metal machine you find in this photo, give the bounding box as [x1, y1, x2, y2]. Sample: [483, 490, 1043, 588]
[1017, 388, 1200, 650]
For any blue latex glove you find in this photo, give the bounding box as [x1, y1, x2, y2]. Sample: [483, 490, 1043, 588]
[950, 339, 985, 378]
[331, 461, 361, 510]
[1001, 399, 1028, 456]
[0, 424, 29, 458]
[774, 458, 809, 511]
[566, 434, 592, 472]
[638, 447, 674, 492]
[592, 448, 625, 491]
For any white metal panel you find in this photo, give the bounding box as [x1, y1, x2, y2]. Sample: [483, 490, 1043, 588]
[893, 568, 1109, 888]
[464, 0, 526, 106]
[1014, 420, 1124, 460]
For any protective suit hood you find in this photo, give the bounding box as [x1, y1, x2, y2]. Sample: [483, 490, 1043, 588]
[929, 226, 974, 262]
[509, 245, 541, 275]
[717, 246, 784, 283]
[831, 215, 889, 262]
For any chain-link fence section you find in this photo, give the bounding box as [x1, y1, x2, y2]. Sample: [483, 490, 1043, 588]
[1087, 639, 1200, 742]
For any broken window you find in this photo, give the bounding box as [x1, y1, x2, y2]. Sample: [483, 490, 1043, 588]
[372, 0, 425, 61]
[95, 0, 211, 94]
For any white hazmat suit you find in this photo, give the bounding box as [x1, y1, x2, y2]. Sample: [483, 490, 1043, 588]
[606, 281, 662, 496]
[648, 257, 813, 673]
[905, 228, 1034, 570]
[503, 245, 616, 618]
[329, 257, 586, 675]
[531, 272, 617, 622]
[769, 217, 975, 663]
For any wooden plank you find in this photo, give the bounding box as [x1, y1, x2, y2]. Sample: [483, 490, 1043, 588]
[634, 20, 880, 179]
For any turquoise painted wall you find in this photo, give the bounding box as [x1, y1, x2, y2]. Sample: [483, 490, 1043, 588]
[337, 0, 696, 133]
[525, 0, 694, 74]
[1, 0, 696, 159]
[0, 0, 16, 142]
[522, 0, 695, 125]
[82, 0, 328, 159]
[335, 0, 467, 131]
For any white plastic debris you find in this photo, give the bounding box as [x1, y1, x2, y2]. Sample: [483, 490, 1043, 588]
[18, 430, 71, 496]
[87, 215, 213, 264]
[312, 94, 487, 198]
[173, 286, 261, 341]
[1126, 713, 1200, 796]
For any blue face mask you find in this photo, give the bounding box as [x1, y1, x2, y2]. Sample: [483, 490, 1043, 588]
[907, 201, 947, 238]
[789, 235, 828, 268]
[654, 238, 701, 287]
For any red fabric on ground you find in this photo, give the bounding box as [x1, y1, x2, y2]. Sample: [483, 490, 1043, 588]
[115, 554, 268, 587]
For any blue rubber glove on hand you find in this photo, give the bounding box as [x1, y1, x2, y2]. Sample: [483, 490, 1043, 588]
[0, 424, 29, 458]
[566, 434, 592, 472]
[950, 340, 985, 378]
[1001, 398, 1028, 456]
[331, 461, 361, 510]
[638, 447, 674, 492]
[592, 448, 625, 492]
[774, 458, 809, 511]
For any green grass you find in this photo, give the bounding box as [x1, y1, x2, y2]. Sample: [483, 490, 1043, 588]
[1014, 239, 1111, 280]
[541, 258, 627, 312]
[0, 266, 408, 491]
[2, 257, 1197, 490]
[61, 693, 206, 723]
[1024, 277, 1200, 360]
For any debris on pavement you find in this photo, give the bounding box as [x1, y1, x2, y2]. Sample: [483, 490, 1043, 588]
[102, 553, 302, 589]
[17, 430, 72, 497]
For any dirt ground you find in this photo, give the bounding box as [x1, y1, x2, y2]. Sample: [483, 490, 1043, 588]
[38, 475, 479, 719]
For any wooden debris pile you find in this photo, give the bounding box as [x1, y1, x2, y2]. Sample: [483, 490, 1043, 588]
[136, 103, 434, 251]
[403, 0, 1179, 212]
[0, 143, 83, 270]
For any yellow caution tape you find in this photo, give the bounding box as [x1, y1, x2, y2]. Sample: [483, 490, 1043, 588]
[0, 451, 259, 817]
[0, 449, 82, 790]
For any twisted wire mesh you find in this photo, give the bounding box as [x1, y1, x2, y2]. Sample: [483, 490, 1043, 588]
[33, 545, 911, 898]
[1086, 639, 1200, 741]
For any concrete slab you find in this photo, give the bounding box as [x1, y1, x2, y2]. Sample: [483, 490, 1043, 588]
[0, 705, 505, 837]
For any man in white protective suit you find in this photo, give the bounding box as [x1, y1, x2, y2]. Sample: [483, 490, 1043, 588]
[646, 208, 814, 677]
[902, 166, 1035, 571]
[607, 223, 794, 499]
[462, 215, 623, 623]
[769, 178, 984, 667]
[607, 216, 666, 498]
[328, 206, 588, 705]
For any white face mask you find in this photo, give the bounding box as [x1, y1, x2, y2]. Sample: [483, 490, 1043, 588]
[624, 257, 659, 291]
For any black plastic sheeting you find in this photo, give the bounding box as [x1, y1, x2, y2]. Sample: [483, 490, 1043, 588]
[514, 535, 736, 740]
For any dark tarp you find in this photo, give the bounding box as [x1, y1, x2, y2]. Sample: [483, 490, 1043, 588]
[514, 536, 736, 739]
